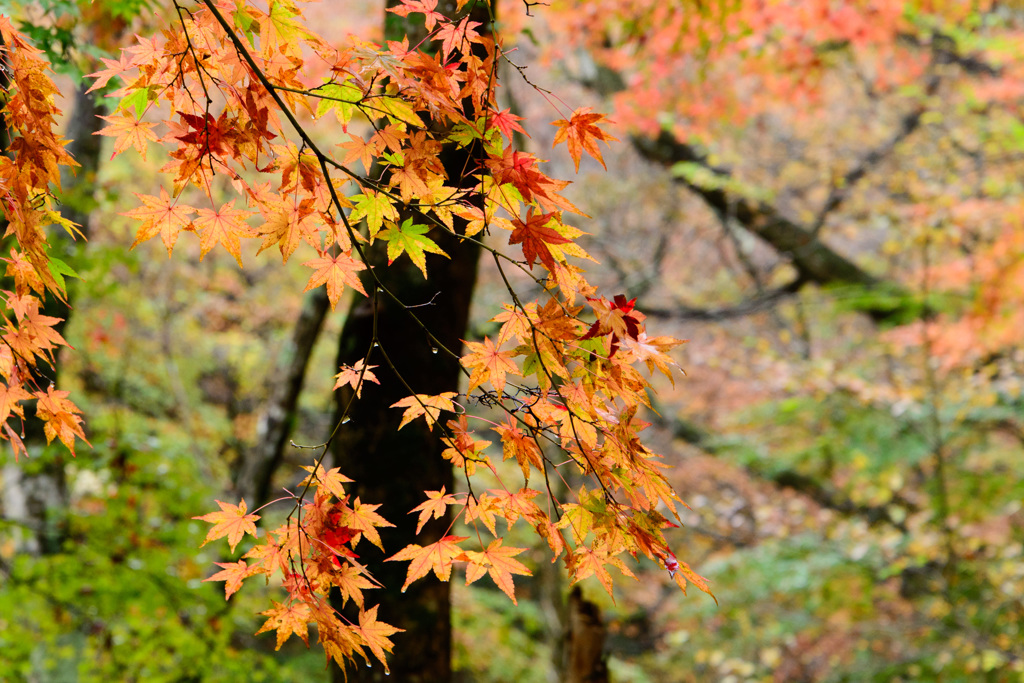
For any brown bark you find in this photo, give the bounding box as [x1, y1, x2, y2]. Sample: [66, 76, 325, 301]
[563, 587, 610, 683]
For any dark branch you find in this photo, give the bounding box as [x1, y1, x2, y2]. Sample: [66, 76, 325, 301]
[643, 278, 803, 322]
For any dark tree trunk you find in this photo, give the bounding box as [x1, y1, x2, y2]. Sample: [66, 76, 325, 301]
[564, 587, 610, 683]
[327, 2, 492, 679]
[329, 228, 479, 683]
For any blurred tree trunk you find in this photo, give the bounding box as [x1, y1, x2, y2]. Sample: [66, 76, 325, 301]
[564, 587, 610, 683]
[234, 287, 330, 509]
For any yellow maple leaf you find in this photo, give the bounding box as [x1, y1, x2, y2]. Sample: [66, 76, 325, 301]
[391, 391, 457, 430]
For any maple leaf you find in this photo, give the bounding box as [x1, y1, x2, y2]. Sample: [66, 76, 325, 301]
[96, 112, 159, 160]
[333, 359, 380, 398]
[410, 487, 460, 534]
[356, 605, 403, 673]
[34, 386, 89, 456]
[391, 391, 457, 430]
[322, 526, 360, 563]
[204, 559, 253, 599]
[493, 416, 543, 483]
[3, 422, 28, 463]
[244, 537, 291, 577]
[315, 80, 363, 125]
[342, 498, 394, 550]
[0, 383, 31, 426]
[255, 201, 320, 262]
[464, 492, 501, 536]
[122, 189, 195, 255]
[193, 200, 254, 267]
[435, 16, 481, 59]
[488, 108, 528, 140]
[300, 464, 354, 500]
[347, 190, 397, 238]
[620, 332, 685, 382]
[256, 600, 312, 650]
[551, 107, 619, 172]
[509, 209, 571, 272]
[569, 547, 617, 597]
[333, 563, 376, 609]
[461, 538, 532, 604]
[302, 251, 368, 309]
[339, 135, 384, 174]
[85, 51, 133, 93]
[379, 218, 448, 278]
[193, 499, 260, 553]
[386, 535, 468, 591]
[461, 337, 519, 393]
[386, 0, 445, 31]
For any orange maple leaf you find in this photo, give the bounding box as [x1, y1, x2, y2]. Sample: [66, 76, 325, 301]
[255, 201, 321, 262]
[96, 112, 158, 160]
[356, 605, 403, 673]
[460, 337, 519, 393]
[410, 487, 460, 534]
[85, 52, 133, 93]
[33, 386, 89, 456]
[204, 559, 253, 599]
[122, 189, 195, 255]
[0, 382, 31, 426]
[493, 416, 543, 483]
[551, 107, 619, 172]
[461, 538, 532, 604]
[333, 563, 376, 609]
[302, 251, 368, 309]
[256, 600, 311, 649]
[338, 497, 394, 550]
[391, 391, 457, 430]
[386, 535, 467, 591]
[243, 537, 290, 577]
[299, 463, 354, 500]
[332, 359, 380, 398]
[193, 200, 254, 266]
[569, 546, 636, 598]
[193, 499, 260, 553]
[464, 492, 501, 536]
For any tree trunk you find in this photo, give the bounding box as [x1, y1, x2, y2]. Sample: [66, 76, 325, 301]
[564, 587, 610, 683]
[325, 0, 496, 678]
[329, 227, 480, 682]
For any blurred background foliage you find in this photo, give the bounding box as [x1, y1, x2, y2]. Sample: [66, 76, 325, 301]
[3, 0, 1024, 681]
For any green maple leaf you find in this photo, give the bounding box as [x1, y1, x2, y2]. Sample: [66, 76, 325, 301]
[349, 191, 398, 238]
[315, 81, 363, 125]
[379, 218, 448, 278]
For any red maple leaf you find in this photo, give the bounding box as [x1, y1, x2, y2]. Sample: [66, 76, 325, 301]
[509, 209, 570, 271]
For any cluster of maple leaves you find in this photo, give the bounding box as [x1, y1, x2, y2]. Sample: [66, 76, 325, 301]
[0, 17, 88, 460]
[3, 0, 711, 673]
